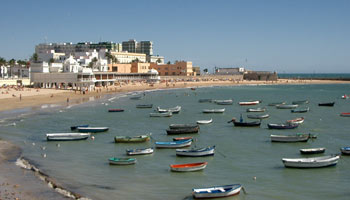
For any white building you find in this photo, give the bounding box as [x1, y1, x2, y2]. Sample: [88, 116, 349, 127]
[110, 51, 147, 63]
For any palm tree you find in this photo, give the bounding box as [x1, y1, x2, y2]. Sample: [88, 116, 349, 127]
[156, 58, 162, 63]
[9, 59, 16, 66]
[31, 53, 39, 62]
[0, 57, 7, 66]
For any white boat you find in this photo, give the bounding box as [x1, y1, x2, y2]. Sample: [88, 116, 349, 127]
[176, 146, 215, 157]
[46, 133, 90, 141]
[196, 119, 213, 124]
[340, 147, 350, 155]
[156, 106, 181, 113]
[170, 162, 208, 172]
[149, 111, 172, 117]
[247, 114, 270, 119]
[155, 139, 192, 148]
[276, 104, 298, 109]
[246, 107, 266, 112]
[239, 100, 260, 106]
[214, 99, 233, 105]
[270, 134, 310, 142]
[286, 117, 304, 124]
[202, 108, 225, 113]
[192, 184, 243, 199]
[282, 155, 340, 168]
[126, 147, 154, 155]
[300, 147, 326, 154]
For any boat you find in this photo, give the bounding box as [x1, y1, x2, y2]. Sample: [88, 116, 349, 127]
[169, 124, 199, 129]
[246, 107, 266, 112]
[270, 134, 311, 142]
[108, 109, 124, 112]
[149, 112, 172, 117]
[170, 162, 208, 172]
[173, 136, 193, 141]
[341, 95, 349, 99]
[292, 100, 309, 105]
[214, 99, 233, 105]
[46, 133, 90, 141]
[126, 147, 154, 155]
[156, 106, 181, 114]
[196, 119, 213, 124]
[114, 134, 151, 143]
[70, 124, 89, 130]
[291, 107, 309, 113]
[318, 102, 335, 107]
[129, 96, 142, 100]
[282, 155, 340, 168]
[190, 88, 196, 90]
[276, 104, 298, 109]
[202, 108, 225, 113]
[192, 184, 243, 199]
[136, 104, 153, 108]
[228, 118, 261, 127]
[155, 139, 192, 148]
[176, 146, 215, 157]
[239, 100, 260, 106]
[77, 127, 109, 133]
[108, 157, 137, 165]
[286, 117, 304, 124]
[300, 147, 326, 154]
[247, 114, 269, 119]
[268, 123, 299, 129]
[268, 102, 286, 106]
[198, 99, 212, 103]
[166, 126, 199, 135]
[340, 112, 350, 117]
[340, 147, 350, 155]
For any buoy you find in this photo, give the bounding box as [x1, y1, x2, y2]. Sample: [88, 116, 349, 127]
[42, 153, 46, 158]
[91, 136, 95, 140]
[56, 143, 60, 147]
[32, 142, 35, 146]
[40, 146, 46, 150]
[253, 176, 257, 180]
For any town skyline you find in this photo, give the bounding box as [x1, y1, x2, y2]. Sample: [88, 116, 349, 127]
[0, 0, 349, 73]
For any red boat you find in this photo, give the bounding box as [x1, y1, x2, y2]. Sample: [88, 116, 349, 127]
[340, 112, 350, 117]
[108, 109, 124, 112]
[173, 136, 193, 141]
[170, 162, 208, 172]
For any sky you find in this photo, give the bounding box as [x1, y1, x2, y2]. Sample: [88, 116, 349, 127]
[0, 0, 349, 73]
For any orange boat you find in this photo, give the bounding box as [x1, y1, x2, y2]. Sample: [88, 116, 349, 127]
[173, 136, 193, 141]
[170, 162, 208, 172]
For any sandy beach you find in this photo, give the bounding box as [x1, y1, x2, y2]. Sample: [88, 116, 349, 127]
[0, 78, 349, 199]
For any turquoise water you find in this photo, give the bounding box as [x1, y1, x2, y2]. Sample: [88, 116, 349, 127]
[1, 84, 350, 200]
[278, 73, 350, 79]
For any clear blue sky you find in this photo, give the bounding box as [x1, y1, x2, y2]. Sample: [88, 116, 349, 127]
[0, 0, 349, 73]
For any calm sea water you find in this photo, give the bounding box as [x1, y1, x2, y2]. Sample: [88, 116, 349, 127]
[278, 73, 350, 79]
[1, 84, 350, 200]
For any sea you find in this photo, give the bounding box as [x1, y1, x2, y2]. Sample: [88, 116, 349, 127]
[1, 84, 350, 200]
[278, 73, 350, 79]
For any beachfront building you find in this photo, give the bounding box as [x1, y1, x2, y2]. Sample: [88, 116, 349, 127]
[193, 66, 201, 76]
[149, 61, 196, 76]
[215, 67, 245, 75]
[243, 71, 278, 81]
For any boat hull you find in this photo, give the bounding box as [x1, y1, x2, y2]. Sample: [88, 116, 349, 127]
[176, 146, 215, 157]
[46, 133, 90, 141]
[340, 147, 350, 155]
[282, 155, 339, 168]
[136, 104, 153, 108]
[155, 139, 192, 148]
[170, 162, 208, 172]
[300, 148, 325, 154]
[192, 184, 242, 199]
[202, 109, 225, 113]
[166, 127, 199, 135]
[126, 148, 154, 155]
[247, 114, 269, 119]
[77, 127, 109, 133]
[271, 134, 309, 142]
[115, 135, 150, 143]
[268, 123, 298, 129]
[108, 158, 137, 165]
[276, 104, 298, 109]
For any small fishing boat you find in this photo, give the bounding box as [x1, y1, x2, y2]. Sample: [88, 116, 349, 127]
[190, 88, 196, 90]
[136, 104, 153, 108]
[214, 99, 233, 105]
[247, 113, 269, 119]
[228, 118, 261, 127]
[114, 134, 151, 143]
[292, 100, 309, 105]
[282, 155, 340, 168]
[318, 102, 335, 107]
[176, 146, 215, 157]
[340, 147, 350, 155]
[286, 117, 304, 124]
[300, 147, 326, 154]
[155, 139, 192, 148]
[108, 109, 124, 112]
[246, 107, 266, 112]
[169, 124, 199, 129]
[202, 108, 225, 113]
[77, 127, 109, 133]
[126, 147, 154, 155]
[157, 106, 181, 114]
[129, 96, 142, 100]
[108, 157, 137, 165]
[276, 104, 298, 109]
[291, 107, 309, 113]
[149, 112, 172, 117]
[166, 127, 199, 135]
[267, 123, 298, 129]
[170, 162, 208, 172]
[270, 134, 310, 142]
[268, 102, 286, 106]
[340, 112, 350, 117]
[239, 100, 260, 106]
[196, 119, 213, 124]
[192, 184, 243, 199]
[198, 99, 212, 103]
[173, 136, 193, 141]
[70, 125, 89, 130]
[342, 95, 349, 99]
[46, 133, 90, 141]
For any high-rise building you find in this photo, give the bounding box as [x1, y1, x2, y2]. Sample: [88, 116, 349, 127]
[122, 39, 153, 56]
[122, 39, 137, 53]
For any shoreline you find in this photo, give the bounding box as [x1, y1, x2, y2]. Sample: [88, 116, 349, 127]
[0, 78, 349, 199]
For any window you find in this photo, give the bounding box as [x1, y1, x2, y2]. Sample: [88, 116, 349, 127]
[165, 72, 168, 75]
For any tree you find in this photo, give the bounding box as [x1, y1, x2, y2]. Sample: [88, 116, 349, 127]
[31, 53, 39, 62]
[156, 58, 162, 63]
[9, 59, 16, 66]
[49, 58, 55, 64]
[88, 57, 98, 68]
[132, 58, 140, 63]
[17, 60, 27, 66]
[203, 68, 208, 73]
[0, 57, 6, 66]
[167, 61, 171, 64]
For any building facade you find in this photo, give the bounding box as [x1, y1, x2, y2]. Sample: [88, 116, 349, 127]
[149, 61, 195, 76]
[122, 39, 153, 56]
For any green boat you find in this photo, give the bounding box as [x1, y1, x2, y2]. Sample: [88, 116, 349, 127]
[114, 134, 151, 143]
[108, 157, 136, 165]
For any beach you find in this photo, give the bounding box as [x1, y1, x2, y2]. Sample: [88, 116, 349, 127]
[0, 78, 349, 199]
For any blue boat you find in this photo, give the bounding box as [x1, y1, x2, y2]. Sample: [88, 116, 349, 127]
[192, 184, 243, 198]
[77, 127, 109, 133]
[155, 139, 192, 148]
[70, 125, 89, 130]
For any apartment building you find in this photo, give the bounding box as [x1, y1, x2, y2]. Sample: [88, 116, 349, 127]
[150, 61, 195, 76]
